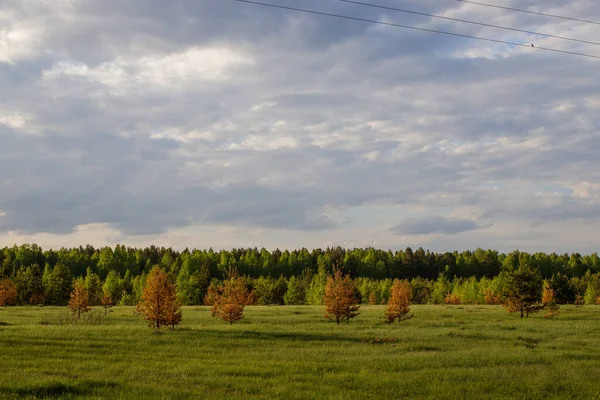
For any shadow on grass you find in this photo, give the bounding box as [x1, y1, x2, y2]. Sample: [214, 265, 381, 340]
[0, 380, 119, 398]
[200, 328, 365, 343]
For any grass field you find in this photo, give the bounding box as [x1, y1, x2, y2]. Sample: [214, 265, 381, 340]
[1, 305, 600, 399]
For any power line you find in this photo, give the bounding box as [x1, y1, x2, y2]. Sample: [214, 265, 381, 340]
[231, 0, 600, 60]
[456, 0, 600, 26]
[337, 0, 600, 47]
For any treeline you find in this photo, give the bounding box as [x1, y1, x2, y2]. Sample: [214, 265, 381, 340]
[1, 244, 600, 307]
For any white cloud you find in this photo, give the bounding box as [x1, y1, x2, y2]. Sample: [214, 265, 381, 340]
[42, 47, 252, 90]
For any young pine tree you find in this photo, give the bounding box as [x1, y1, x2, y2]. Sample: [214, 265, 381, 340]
[324, 267, 360, 325]
[68, 279, 91, 319]
[503, 264, 543, 318]
[385, 280, 412, 323]
[101, 289, 113, 317]
[0, 278, 17, 307]
[164, 286, 183, 330]
[212, 268, 249, 325]
[542, 281, 560, 319]
[136, 266, 182, 331]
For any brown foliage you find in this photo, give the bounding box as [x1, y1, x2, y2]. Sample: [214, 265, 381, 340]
[385, 280, 412, 323]
[444, 293, 461, 305]
[68, 280, 91, 319]
[0, 278, 17, 307]
[502, 298, 543, 318]
[368, 292, 377, 305]
[136, 266, 182, 331]
[575, 294, 584, 306]
[212, 268, 249, 325]
[542, 282, 560, 319]
[324, 267, 360, 324]
[29, 293, 45, 306]
[164, 287, 182, 330]
[101, 290, 113, 316]
[483, 288, 501, 305]
[596, 296, 600, 306]
[542, 283, 559, 318]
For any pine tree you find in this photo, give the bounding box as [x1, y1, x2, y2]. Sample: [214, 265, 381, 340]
[84, 268, 103, 306]
[503, 264, 543, 318]
[324, 267, 360, 324]
[212, 268, 248, 325]
[68, 279, 91, 319]
[136, 266, 182, 331]
[542, 281, 560, 319]
[368, 292, 377, 305]
[0, 278, 17, 307]
[164, 284, 182, 330]
[101, 289, 113, 316]
[385, 280, 412, 323]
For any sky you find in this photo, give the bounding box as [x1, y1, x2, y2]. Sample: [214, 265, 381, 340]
[1, 0, 599, 253]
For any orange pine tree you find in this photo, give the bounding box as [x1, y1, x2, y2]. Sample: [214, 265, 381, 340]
[213, 268, 248, 325]
[0, 278, 17, 307]
[324, 267, 360, 324]
[101, 290, 113, 316]
[483, 288, 501, 305]
[68, 279, 91, 319]
[542, 282, 560, 319]
[137, 266, 182, 331]
[368, 292, 377, 305]
[164, 284, 182, 330]
[445, 293, 461, 305]
[385, 280, 412, 323]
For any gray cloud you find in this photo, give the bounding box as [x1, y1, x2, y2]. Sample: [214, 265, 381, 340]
[1, 0, 600, 252]
[392, 216, 480, 235]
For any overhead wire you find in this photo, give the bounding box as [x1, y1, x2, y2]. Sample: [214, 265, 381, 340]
[455, 0, 600, 26]
[231, 0, 600, 60]
[336, 0, 600, 47]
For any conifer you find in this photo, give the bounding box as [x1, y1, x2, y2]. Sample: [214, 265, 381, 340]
[0, 278, 17, 307]
[324, 267, 360, 324]
[213, 268, 249, 325]
[68, 279, 91, 319]
[137, 266, 182, 331]
[101, 290, 113, 316]
[385, 280, 412, 323]
[542, 282, 560, 319]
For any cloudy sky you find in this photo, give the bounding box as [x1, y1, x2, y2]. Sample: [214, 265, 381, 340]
[1, 0, 599, 253]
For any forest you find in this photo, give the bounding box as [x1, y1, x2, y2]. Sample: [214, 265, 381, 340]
[1, 244, 600, 308]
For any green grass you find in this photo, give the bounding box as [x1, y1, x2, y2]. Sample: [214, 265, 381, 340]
[1, 305, 600, 399]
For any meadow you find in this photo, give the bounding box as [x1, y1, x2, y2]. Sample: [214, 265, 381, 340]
[1, 305, 600, 399]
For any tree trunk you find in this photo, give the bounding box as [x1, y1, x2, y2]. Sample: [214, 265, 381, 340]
[520, 309, 523, 318]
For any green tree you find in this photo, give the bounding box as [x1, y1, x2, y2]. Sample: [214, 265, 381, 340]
[43, 263, 73, 305]
[14, 264, 44, 304]
[103, 270, 122, 305]
[84, 268, 103, 305]
[284, 276, 305, 305]
[430, 273, 452, 304]
[503, 264, 543, 318]
[306, 265, 327, 305]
